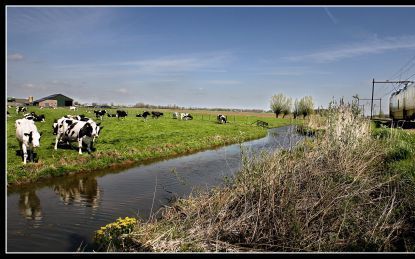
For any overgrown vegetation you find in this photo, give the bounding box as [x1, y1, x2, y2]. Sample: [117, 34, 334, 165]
[99, 105, 415, 252]
[7, 107, 295, 185]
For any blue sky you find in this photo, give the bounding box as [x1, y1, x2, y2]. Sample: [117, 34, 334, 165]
[6, 6, 415, 113]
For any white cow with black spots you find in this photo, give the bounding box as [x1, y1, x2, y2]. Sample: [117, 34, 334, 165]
[15, 118, 42, 164]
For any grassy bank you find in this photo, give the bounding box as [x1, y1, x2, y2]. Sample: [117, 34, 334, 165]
[7, 107, 294, 185]
[96, 105, 415, 252]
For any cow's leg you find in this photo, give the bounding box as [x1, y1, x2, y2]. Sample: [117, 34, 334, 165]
[78, 138, 83, 154]
[22, 143, 28, 164]
[54, 134, 61, 150]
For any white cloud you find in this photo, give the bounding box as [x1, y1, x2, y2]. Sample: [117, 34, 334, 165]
[56, 51, 233, 76]
[324, 8, 338, 25]
[286, 35, 415, 63]
[8, 53, 24, 61]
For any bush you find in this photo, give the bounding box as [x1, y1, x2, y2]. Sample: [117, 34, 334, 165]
[94, 217, 137, 250]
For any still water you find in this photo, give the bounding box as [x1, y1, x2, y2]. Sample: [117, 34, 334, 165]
[7, 126, 303, 252]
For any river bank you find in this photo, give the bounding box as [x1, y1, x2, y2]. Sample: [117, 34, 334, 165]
[98, 106, 415, 252]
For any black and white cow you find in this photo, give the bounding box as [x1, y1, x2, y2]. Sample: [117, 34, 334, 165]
[24, 112, 45, 122]
[54, 118, 97, 154]
[217, 114, 227, 124]
[15, 118, 42, 164]
[172, 112, 179, 119]
[151, 111, 164, 119]
[180, 113, 193, 120]
[93, 110, 107, 120]
[16, 106, 27, 114]
[54, 115, 102, 141]
[136, 111, 151, 120]
[116, 110, 128, 120]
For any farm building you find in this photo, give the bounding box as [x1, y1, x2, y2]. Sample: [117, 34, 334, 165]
[7, 96, 33, 106]
[33, 94, 73, 108]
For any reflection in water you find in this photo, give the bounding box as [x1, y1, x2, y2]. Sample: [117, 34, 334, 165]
[18, 191, 42, 222]
[8, 126, 303, 252]
[53, 175, 101, 208]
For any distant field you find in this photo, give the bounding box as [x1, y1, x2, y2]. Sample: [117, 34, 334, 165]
[7, 106, 296, 185]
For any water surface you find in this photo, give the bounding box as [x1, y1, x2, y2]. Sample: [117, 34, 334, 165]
[7, 125, 303, 252]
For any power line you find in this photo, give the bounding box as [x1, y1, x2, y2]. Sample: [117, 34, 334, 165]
[389, 53, 415, 81]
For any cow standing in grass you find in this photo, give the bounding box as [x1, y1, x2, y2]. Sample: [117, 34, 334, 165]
[16, 106, 27, 114]
[151, 111, 163, 119]
[136, 111, 151, 121]
[94, 110, 107, 120]
[54, 118, 95, 154]
[217, 114, 227, 124]
[15, 118, 42, 164]
[116, 110, 128, 120]
[54, 116, 103, 153]
[172, 112, 179, 119]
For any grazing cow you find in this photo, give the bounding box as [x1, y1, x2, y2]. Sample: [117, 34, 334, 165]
[172, 112, 179, 119]
[54, 116, 103, 143]
[15, 118, 42, 164]
[217, 114, 227, 124]
[180, 113, 193, 120]
[136, 111, 151, 120]
[16, 106, 27, 114]
[93, 110, 107, 120]
[151, 111, 164, 119]
[69, 106, 77, 111]
[54, 118, 97, 154]
[116, 110, 128, 120]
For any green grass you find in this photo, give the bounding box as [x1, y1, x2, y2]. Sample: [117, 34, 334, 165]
[7, 107, 296, 185]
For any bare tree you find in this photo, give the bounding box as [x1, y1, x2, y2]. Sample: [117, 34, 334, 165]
[298, 96, 314, 118]
[270, 93, 291, 118]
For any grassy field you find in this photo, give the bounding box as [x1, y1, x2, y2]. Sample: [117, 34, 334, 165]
[7, 106, 295, 185]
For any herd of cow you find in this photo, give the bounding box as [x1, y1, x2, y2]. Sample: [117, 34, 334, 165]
[12, 106, 228, 164]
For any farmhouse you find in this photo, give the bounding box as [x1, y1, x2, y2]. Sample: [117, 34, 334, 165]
[33, 94, 74, 108]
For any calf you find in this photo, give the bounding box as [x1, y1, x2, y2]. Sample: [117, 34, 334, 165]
[69, 106, 77, 111]
[16, 106, 27, 114]
[15, 118, 42, 164]
[217, 114, 227, 124]
[93, 110, 107, 120]
[116, 110, 128, 120]
[151, 111, 163, 119]
[54, 118, 97, 154]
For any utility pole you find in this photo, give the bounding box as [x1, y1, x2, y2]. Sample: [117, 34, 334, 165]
[370, 79, 413, 120]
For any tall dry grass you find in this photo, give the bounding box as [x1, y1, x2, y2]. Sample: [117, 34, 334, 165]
[112, 105, 414, 252]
